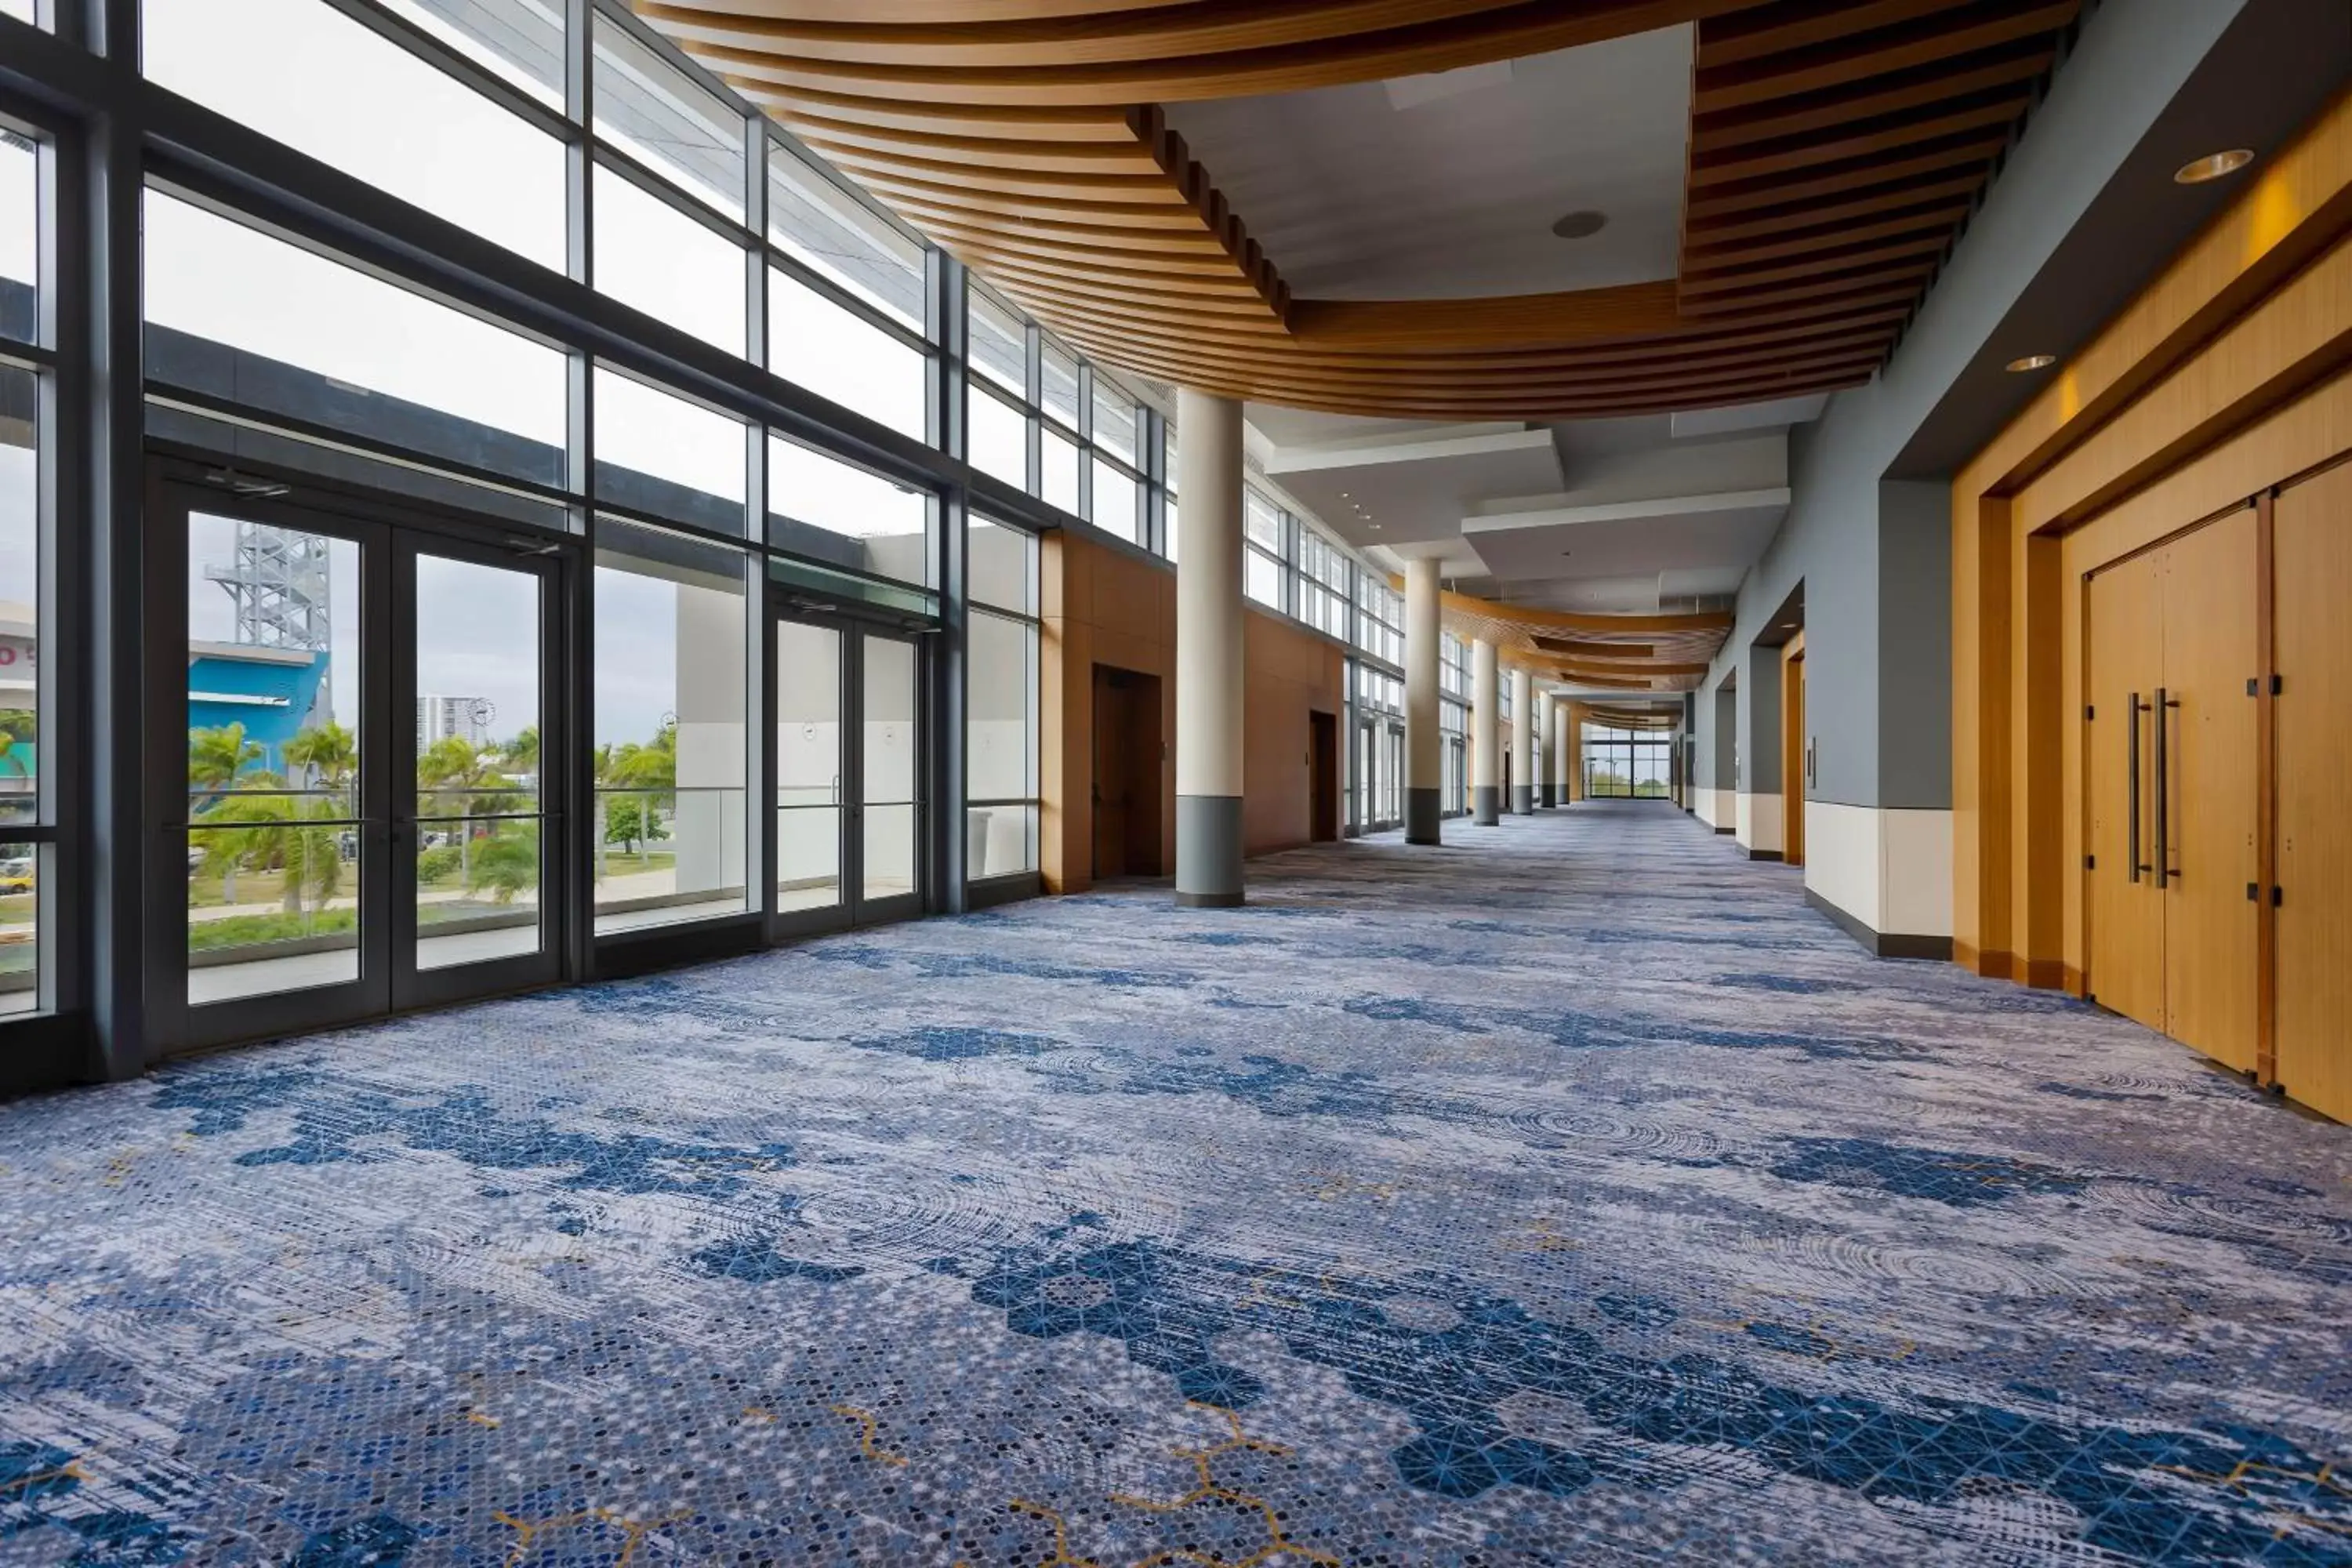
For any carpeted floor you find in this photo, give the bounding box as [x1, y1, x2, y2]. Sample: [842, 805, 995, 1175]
[2, 800, 2347, 1566]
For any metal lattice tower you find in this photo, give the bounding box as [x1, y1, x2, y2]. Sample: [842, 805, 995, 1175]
[204, 523, 332, 650]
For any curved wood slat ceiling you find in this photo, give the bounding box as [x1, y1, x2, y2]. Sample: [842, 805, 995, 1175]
[1431, 592, 1732, 693]
[638, 0, 2077, 419]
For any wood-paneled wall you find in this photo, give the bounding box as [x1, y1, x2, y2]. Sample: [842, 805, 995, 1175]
[1040, 530, 1344, 894]
[1953, 87, 2352, 1001]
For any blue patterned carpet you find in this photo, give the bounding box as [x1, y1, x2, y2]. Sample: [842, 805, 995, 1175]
[2, 800, 2349, 1566]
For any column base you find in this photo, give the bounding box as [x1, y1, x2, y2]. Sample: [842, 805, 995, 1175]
[1512, 786, 1534, 815]
[1175, 793, 1244, 906]
[1540, 785, 1557, 808]
[1472, 786, 1500, 826]
[1405, 788, 1443, 845]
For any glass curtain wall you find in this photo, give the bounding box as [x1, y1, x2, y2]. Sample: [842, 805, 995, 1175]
[967, 517, 1039, 881]
[963, 278, 1156, 546]
[1440, 633, 1468, 818]
[0, 0, 1159, 1070]
[1583, 725, 1675, 798]
[0, 119, 45, 1018]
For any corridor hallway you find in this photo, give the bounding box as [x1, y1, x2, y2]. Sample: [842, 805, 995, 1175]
[2, 801, 2347, 1563]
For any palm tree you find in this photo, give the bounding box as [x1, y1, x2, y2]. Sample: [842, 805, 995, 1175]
[467, 821, 540, 906]
[198, 775, 344, 918]
[499, 725, 540, 779]
[284, 721, 358, 818]
[604, 723, 677, 868]
[417, 735, 488, 884]
[189, 723, 264, 794]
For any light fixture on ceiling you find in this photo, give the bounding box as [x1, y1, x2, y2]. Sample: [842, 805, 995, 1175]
[1550, 209, 1608, 240]
[2005, 354, 2056, 372]
[2173, 148, 2255, 185]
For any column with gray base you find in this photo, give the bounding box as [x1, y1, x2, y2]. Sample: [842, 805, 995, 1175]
[1470, 637, 1500, 825]
[1510, 668, 1534, 814]
[1403, 558, 1443, 844]
[1175, 388, 1245, 906]
[1534, 685, 1555, 808]
[1555, 696, 1576, 805]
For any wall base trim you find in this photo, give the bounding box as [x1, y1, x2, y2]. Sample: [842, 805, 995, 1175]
[1806, 889, 1955, 961]
[1744, 848, 1784, 862]
[1715, 826, 1735, 835]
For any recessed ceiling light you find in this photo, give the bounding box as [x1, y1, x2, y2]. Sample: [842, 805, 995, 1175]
[1550, 209, 1608, 241]
[2005, 354, 2056, 372]
[2174, 148, 2255, 184]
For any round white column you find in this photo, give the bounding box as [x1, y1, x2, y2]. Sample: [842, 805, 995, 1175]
[1403, 558, 1443, 845]
[1534, 684, 1553, 807]
[1556, 697, 1577, 804]
[1510, 667, 1534, 815]
[1175, 387, 1245, 906]
[1470, 638, 1500, 825]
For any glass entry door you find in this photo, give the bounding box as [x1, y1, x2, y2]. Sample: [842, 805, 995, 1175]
[153, 474, 568, 1053]
[771, 612, 924, 935]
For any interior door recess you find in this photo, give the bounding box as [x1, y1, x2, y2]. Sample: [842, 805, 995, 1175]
[2082, 505, 2259, 1073]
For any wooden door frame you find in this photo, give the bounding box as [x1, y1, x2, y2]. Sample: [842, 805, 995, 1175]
[1780, 631, 1806, 867]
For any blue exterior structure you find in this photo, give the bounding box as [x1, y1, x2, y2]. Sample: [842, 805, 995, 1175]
[186, 644, 329, 776]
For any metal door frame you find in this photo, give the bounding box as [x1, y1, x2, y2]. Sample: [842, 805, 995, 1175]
[766, 601, 929, 941]
[145, 459, 575, 1057]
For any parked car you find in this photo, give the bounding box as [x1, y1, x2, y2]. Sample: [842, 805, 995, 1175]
[0, 856, 34, 895]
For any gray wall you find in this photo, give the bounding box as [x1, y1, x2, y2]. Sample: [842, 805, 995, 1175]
[1739, 644, 1782, 796]
[1878, 480, 1955, 809]
[1704, 0, 2246, 811]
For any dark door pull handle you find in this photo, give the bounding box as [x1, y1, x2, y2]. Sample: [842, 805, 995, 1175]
[2154, 687, 2172, 889]
[2128, 692, 2147, 882]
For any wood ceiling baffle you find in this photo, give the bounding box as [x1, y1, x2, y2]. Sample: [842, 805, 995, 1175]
[637, 0, 2078, 421]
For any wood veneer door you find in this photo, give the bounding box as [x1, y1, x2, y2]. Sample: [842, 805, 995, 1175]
[2087, 551, 2167, 1033]
[1092, 666, 1130, 880]
[2274, 467, 2352, 1121]
[1781, 644, 1806, 867]
[2158, 506, 2261, 1074]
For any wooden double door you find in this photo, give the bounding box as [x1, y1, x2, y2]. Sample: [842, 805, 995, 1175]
[2085, 474, 2349, 1120]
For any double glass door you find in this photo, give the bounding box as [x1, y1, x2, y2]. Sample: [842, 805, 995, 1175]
[154, 475, 566, 1051]
[772, 613, 924, 935]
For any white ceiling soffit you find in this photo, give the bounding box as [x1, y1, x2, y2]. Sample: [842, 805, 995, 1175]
[1259, 425, 1561, 554]
[1667, 393, 1832, 440]
[1163, 27, 1693, 300]
[1461, 487, 1790, 604]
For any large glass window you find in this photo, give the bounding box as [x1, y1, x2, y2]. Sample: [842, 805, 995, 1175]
[1244, 489, 1287, 611]
[143, 0, 568, 272]
[769, 267, 927, 439]
[767, 436, 931, 586]
[967, 518, 1038, 880]
[593, 518, 752, 935]
[1, 130, 30, 344]
[968, 289, 1027, 397]
[0, 362, 35, 1016]
[769, 144, 924, 334]
[591, 12, 746, 223]
[593, 368, 749, 537]
[968, 384, 1027, 491]
[1582, 725, 1675, 799]
[1040, 426, 1080, 517]
[143, 190, 568, 488]
[592, 165, 746, 355]
[1091, 458, 1138, 545]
